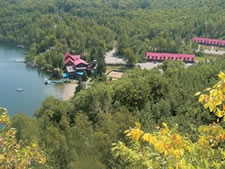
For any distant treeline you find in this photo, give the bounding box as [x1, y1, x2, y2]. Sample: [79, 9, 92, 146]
[0, 0, 225, 70]
[1, 0, 225, 72]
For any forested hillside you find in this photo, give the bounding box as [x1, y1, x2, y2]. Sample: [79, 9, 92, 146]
[1, 0, 225, 71]
[0, 58, 222, 168]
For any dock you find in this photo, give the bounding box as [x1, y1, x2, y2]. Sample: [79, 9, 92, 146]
[16, 59, 25, 63]
[44, 79, 71, 85]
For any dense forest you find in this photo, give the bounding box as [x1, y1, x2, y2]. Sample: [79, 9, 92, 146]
[2, 0, 225, 168]
[1, 58, 225, 168]
[1, 0, 225, 71]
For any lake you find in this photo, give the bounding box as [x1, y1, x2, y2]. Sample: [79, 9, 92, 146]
[0, 44, 75, 116]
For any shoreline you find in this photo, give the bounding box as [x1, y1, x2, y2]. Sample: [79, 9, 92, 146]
[61, 83, 77, 101]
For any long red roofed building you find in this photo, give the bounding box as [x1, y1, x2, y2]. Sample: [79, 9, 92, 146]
[146, 52, 195, 63]
[193, 37, 225, 47]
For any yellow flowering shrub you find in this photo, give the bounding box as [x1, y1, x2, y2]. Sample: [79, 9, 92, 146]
[196, 72, 225, 121]
[0, 107, 46, 169]
[112, 122, 225, 169]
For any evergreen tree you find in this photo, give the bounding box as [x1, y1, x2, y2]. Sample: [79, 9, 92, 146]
[75, 78, 85, 93]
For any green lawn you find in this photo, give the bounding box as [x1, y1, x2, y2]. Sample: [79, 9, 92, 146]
[195, 56, 217, 61]
[106, 65, 130, 74]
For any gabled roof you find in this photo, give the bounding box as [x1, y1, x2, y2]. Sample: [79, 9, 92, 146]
[64, 52, 80, 61]
[64, 52, 88, 67]
[64, 58, 74, 65]
[64, 57, 87, 66]
[74, 59, 87, 66]
[193, 37, 225, 46]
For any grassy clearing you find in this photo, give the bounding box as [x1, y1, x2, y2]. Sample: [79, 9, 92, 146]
[106, 65, 130, 74]
[196, 55, 218, 61]
[214, 47, 225, 51]
[200, 45, 211, 50]
[200, 45, 225, 51]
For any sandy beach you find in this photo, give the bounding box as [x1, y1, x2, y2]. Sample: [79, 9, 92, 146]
[62, 83, 77, 100]
[54, 82, 77, 101]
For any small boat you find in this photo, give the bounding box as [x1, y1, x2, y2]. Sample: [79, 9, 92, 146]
[17, 45, 25, 48]
[16, 88, 23, 92]
[44, 79, 51, 85]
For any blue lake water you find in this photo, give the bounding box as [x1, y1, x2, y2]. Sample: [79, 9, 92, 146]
[0, 44, 69, 116]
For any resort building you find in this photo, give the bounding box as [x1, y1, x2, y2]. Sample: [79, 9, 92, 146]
[64, 52, 89, 78]
[146, 52, 195, 63]
[192, 37, 225, 47]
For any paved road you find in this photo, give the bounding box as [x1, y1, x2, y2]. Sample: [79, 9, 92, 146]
[197, 48, 225, 55]
[202, 49, 225, 55]
[105, 48, 126, 64]
[136, 62, 161, 70]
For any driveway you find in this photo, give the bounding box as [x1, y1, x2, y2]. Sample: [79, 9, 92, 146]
[105, 48, 126, 64]
[136, 62, 161, 70]
[202, 49, 225, 55]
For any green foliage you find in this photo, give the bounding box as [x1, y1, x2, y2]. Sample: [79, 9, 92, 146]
[12, 112, 40, 143]
[0, 107, 46, 169]
[75, 78, 85, 93]
[95, 47, 106, 78]
[123, 48, 137, 67]
[111, 71, 225, 169]
[82, 71, 88, 81]
[4, 0, 225, 168]
[2, 0, 225, 70]
[9, 57, 225, 168]
[196, 72, 225, 122]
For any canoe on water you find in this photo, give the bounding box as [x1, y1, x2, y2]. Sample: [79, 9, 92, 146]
[16, 88, 23, 92]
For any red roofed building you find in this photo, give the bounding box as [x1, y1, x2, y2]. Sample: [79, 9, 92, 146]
[64, 52, 81, 61]
[64, 52, 87, 67]
[146, 52, 195, 63]
[193, 37, 225, 47]
[64, 52, 89, 77]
